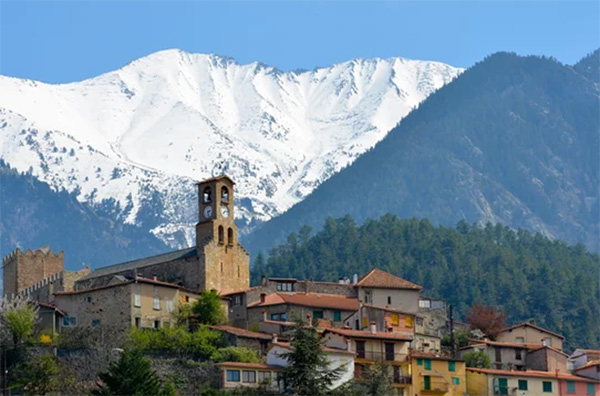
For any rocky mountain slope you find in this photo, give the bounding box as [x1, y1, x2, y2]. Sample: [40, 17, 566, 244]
[0, 50, 462, 248]
[245, 52, 600, 255]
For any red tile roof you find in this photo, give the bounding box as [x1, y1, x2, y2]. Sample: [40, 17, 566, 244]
[35, 301, 65, 316]
[528, 345, 568, 357]
[461, 339, 544, 350]
[411, 352, 464, 362]
[356, 269, 422, 290]
[499, 322, 565, 340]
[217, 362, 282, 370]
[575, 360, 600, 371]
[324, 328, 413, 342]
[271, 341, 355, 355]
[209, 325, 273, 340]
[467, 368, 600, 383]
[247, 293, 359, 311]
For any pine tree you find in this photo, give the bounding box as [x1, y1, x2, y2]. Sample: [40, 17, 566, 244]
[92, 349, 175, 396]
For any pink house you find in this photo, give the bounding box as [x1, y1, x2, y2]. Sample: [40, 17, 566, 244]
[558, 375, 600, 396]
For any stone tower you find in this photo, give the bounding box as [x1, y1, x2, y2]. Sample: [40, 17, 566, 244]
[2, 246, 64, 298]
[195, 176, 250, 293]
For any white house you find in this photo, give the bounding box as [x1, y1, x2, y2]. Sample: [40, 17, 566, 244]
[266, 340, 355, 389]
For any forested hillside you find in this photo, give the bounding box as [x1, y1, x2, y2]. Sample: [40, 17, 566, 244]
[253, 215, 600, 352]
[0, 161, 169, 274]
[245, 52, 599, 256]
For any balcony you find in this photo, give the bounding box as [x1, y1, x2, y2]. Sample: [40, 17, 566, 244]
[393, 375, 412, 385]
[422, 382, 449, 393]
[355, 351, 408, 363]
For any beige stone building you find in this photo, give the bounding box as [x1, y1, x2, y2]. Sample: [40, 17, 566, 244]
[496, 321, 565, 351]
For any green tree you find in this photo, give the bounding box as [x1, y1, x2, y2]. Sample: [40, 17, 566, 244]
[281, 321, 343, 396]
[463, 351, 492, 368]
[9, 354, 68, 395]
[441, 329, 471, 349]
[92, 349, 175, 396]
[192, 290, 226, 325]
[0, 296, 38, 345]
[357, 361, 393, 396]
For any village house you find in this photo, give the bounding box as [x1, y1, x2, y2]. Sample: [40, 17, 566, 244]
[574, 361, 600, 382]
[570, 349, 600, 371]
[410, 352, 466, 395]
[466, 367, 600, 396]
[217, 362, 283, 392]
[323, 326, 412, 395]
[495, 321, 564, 351]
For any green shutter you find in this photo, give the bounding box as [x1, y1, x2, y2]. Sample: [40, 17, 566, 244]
[567, 381, 575, 393]
[424, 376, 431, 390]
[588, 383, 595, 395]
[448, 361, 455, 372]
[497, 378, 508, 395]
[417, 358, 423, 366]
[333, 311, 341, 322]
[518, 380, 528, 391]
[424, 359, 432, 370]
[543, 381, 553, 392]
[452, 377, 460, 385]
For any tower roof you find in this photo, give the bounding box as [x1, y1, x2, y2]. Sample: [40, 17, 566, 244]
[196, 175, 235, 185]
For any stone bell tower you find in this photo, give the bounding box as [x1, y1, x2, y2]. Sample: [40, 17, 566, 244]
[195, 175, 250, 293]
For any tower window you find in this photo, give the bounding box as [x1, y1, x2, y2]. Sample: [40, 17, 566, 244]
[221, 186, 229, 202]
[228, 228, 234, 245]
[203, 187, 212, 203]
[220, 262, 224, 273]
[218, 226, 224, 244]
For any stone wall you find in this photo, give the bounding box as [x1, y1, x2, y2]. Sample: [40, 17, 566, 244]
[201, 239, 250, 294]
[2, 247, 64, 297]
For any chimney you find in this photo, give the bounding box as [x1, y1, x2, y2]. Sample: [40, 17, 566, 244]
[260, 293, 266, 303]
[353, 274, 358, 284]
[370, 321, 377, 334]
[347, 338, 352, 352]
[338, 277, 345, 284]
[153, 274, 158, 281]
[272, 334, 278, 343]
[528, 318, 536, 325]
[261, 275, 267, 286]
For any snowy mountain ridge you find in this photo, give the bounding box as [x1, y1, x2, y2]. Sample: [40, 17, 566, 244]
[0, 49, 463, 248]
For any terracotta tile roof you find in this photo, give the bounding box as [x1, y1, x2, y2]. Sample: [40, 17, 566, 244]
[248, 292, 359, 311]
[362, 304, 417, 316]
[467, 368, 600, 383]
[209, 325, 273, 340]
[575, 360, 600, 371]
[54, 277, 198, 296]
[528, 345, 569, 357]
[35, 302, 65, 316]
[499, 322, 565, 340]
[217, 362, 282, 370]
[324, 328, 413, 342]
[356, 269, 422, 290]
[271, 341, 355, 355]
[461, 339, 543, 350]
[411, 352, 464, 362]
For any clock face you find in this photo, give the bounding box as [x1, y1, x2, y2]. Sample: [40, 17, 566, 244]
[220, 205, 230, 218]
[203, 205, 213, 219]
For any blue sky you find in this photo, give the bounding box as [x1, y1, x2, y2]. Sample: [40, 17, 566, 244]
[1, 1, 598, 84]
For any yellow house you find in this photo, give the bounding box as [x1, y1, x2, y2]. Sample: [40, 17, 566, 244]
[411, 352, 466, 395]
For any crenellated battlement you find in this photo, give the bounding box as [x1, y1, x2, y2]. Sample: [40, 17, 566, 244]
[2, 248, 20, 264]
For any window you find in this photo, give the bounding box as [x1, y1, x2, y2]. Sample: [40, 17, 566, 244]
[166, 299, 173, 313]
[91, 319, 101, 327]
[391, 314, 399, 326]
[271, 314, 279, 321]
[154, 320, 160, 329]
[416, 317, 424, 326]
[333, 311, 342, 322]
[362, 317, 368, 328]
[226, 370, 240, 382]
[567, 381, 575, 393]
[180, 295, 189, 303]
[384, 343, 395, 361]
[518, 380, 528, 391]
[417, 359, 423, 366]
[87, 296, 92, 303]
[228, 228, 234, 245]
[496, 378, 508, 395]
[424, 376, 431, 391]
[153, 296, 161, 310]
[220, 262, 224, 273]
[543, 381, 552, 392]
[419, 299, 431, 308]
[588, 383, 595, 395]
[221, 186, 229, 202]
[280, 313, 287, 321]
[203, 187, 212, 203]
[135, 317, 141, 328]
[233, 295, 242, 306]
[62, 316, 78, 327]
[516, 337, 525, 343]
[387, 296, 392, 305]
[276, 282, 293, 292]
[405, 316, 413, 328]
[432, 300, 445, 309]
[134, 291, 141, 307]
[258, 371, 271, 383]
[452, 377, 460, 385]
[495, 347, 502, 362]
[448, 361, 456, 372]
[356, 341, 366, 359]
[515, 349, 522, 360]
[218, 226, 224, 244]
[313, 311, 324, 319]
[364, 291, 372, 304]
[242, 370, 256, 383]
[542, 338, 552, 347]
[424, 359, 432, 370]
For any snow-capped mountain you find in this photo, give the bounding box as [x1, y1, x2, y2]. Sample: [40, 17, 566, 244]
[0, 49, 462, 247]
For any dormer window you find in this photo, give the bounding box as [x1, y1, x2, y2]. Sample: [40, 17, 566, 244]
[203, 187, 212, 203]
[221, 186, 229, 203]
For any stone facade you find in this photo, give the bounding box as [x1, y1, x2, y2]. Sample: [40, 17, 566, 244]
[526, 347, 568, 372]
[2, 246, 64, 298]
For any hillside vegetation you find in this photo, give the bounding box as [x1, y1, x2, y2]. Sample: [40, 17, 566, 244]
[253, 215, 600, 352]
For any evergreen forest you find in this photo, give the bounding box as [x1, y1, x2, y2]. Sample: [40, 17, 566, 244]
[252, 214, 600, 352]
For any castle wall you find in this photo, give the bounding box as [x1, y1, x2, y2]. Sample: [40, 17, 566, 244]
[2, 248, 64, 298]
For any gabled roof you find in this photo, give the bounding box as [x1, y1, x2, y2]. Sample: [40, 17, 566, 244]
[80, 247, 197, 280]
[196, 175, 235, 185]
[575, 360, 600, 371]
[528, 345, 569, 357]
[460, 339, 542, 350]
[248, 293, 359, 311]
[356, 269, 422, 290]
[54, 277, 198, 296]
[499, 322, 565, 340]
[209, 325, 273, 340]
[323, 328, 413, 342]
[35, 302, 65, 316]
[467, 368, 600, 383]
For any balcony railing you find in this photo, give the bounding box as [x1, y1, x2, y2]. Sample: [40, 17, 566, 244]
[393, 375, 412, 385]
[422, 382, 449, 393]
[355, 351, 408, 362]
